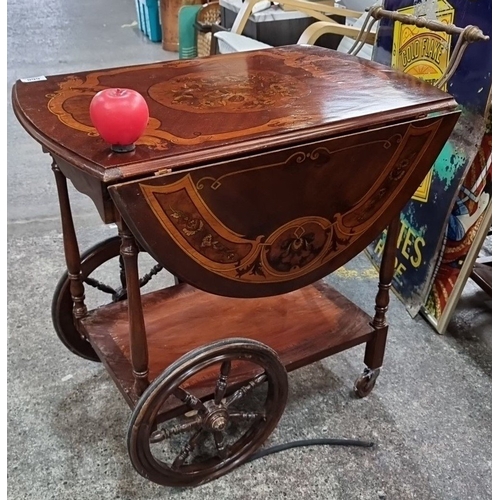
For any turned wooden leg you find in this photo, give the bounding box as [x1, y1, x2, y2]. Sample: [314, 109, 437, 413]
[354, 216, 401, 398]
[365, 215, 401, 367]
[118, 220, 150, 397]
[52, 159, 88, 325]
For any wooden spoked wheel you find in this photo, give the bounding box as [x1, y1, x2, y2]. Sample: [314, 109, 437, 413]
[127, 338, 289, 487]
[51, 236, 162, 362]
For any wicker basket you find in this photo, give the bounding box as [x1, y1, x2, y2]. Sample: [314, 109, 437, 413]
[195, 2, 221, 57]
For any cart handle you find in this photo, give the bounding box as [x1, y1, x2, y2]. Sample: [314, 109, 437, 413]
[348, 5, 490, 90]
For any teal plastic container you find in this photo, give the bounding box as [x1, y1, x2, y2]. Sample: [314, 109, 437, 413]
[178, 5, 202, 59]
[135, 0, 162, 43]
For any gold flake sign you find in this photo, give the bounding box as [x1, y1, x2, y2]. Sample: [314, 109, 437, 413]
[391, 0, 455, 204]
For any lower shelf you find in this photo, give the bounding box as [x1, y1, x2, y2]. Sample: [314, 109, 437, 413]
[80, 280, 374, 409]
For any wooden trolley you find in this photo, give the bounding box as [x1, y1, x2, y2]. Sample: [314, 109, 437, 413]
[13, 45, 461, 486]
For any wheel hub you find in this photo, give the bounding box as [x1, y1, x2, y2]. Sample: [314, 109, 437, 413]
[203, 402, 229, 431]
[208, 414, 228, 431]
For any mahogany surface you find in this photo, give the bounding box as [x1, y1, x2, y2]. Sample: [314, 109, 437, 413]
[81, 280, 372, 408]
[109, 112, 458, 297]
[12, 45, 458, 183]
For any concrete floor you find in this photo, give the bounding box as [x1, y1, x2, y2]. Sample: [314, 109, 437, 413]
[7, 0, 492, 498]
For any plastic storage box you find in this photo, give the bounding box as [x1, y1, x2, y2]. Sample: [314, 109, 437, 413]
[135, 0, 162, 42]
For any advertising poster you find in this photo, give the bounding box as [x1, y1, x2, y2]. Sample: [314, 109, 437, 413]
[423, 126, 492, 332]
[366, 0, 492, 317]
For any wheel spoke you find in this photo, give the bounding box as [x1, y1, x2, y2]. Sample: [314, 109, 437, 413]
[173, 387, 206, 413]
[172, 429, 203, 470]
[225, 373, 267, 406]
[83, 276, 118, 296]
[214, 360, 231, 405]
[228, 411, 266, 422]
[139, 263, 163, 288]
[150, 417, 202, 443]
[213, 431, 228, 459]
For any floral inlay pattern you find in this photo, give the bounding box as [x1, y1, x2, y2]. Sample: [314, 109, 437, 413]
[148, 70, 309, 114]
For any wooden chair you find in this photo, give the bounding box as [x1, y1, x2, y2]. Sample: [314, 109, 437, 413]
[212, 0, 378, 58]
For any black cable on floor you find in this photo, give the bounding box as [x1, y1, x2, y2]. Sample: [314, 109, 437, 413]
[248, 438, 375, 463]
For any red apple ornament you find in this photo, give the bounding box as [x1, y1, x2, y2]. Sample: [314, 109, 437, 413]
[89, 88, 149, 153]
